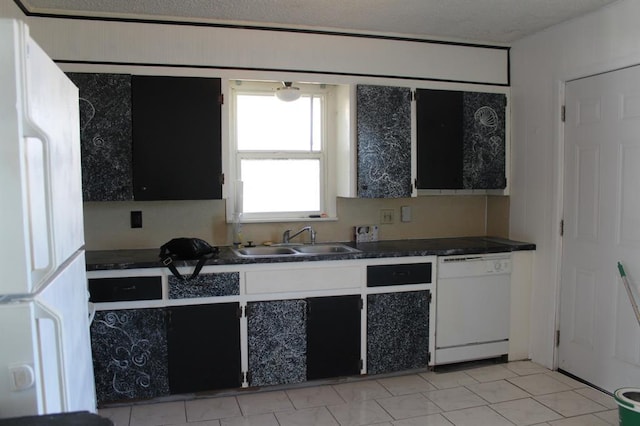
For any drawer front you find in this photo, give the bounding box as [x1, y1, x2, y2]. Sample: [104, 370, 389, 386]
[169, 272, 240, 299]
[88, 276, 162, 302]
[367, 263, 432, 287]
[245, 265, 362, 294]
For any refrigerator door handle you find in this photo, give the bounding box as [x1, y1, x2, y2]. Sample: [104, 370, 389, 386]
[34, 301, 68, 412]
[88, 301, 96, 324]
[22, 129, 56, 285]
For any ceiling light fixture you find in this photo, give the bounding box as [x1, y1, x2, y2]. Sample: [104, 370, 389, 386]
[275, 81, 301, 102]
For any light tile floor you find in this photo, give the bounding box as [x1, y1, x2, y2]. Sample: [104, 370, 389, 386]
[98, 361, 620, 426]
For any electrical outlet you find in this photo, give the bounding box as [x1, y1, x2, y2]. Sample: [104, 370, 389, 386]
[130, 211, 142, 228]
[380, 209, 395, 224]
[401, 205, 412, 222]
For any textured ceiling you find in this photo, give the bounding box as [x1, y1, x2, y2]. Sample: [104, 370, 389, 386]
[19, 0, 618, 43]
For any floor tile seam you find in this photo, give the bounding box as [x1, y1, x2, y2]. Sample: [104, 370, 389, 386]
[487, 395, 564, 415]
[534, 388, 609, 400]
[552, 412, 614, 423]
[460, 382, 510, 405]
[286, 387, 348, 410]
[372, 391, 447, 421]
[441, 404, 518, 425]
[185, 396, 243, 423]
[236, 391, 296, 418]
[418, 370, 478, 388]
[415, 389, 490, 413]
[273, 406, 340, 426]
[463, 379, 537, 402]
[504, 376, 566, 396]
[372, 396, 399, 422]
[325, 398, 392, 426]
[530, 392, 609, 418]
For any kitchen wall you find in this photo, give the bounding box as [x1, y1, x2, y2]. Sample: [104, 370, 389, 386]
[83, 195, 509, 250]
[510, 0, 640, 368]
[0, 1, 512, 251]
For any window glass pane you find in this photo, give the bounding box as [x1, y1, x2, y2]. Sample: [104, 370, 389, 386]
[241, 159, 320, 213]
[237, 94, 321, 151]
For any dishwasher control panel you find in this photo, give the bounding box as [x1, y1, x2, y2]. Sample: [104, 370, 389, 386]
[438, 254, 511, 278]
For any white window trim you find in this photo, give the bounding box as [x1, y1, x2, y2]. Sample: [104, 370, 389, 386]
[226, 80, 338, 223]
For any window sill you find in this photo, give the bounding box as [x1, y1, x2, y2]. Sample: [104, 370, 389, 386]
[226, 216, 338, 224]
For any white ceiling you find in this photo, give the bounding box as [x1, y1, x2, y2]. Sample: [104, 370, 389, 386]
[19, 0, 618, 44]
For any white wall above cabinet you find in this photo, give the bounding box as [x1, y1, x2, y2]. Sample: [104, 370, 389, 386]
[27, 17, 509, 86]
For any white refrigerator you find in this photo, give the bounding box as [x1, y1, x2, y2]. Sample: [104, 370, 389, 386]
[0, 19, 97, 418]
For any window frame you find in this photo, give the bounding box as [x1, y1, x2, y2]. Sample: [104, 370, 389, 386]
[227, 80, 337, 223]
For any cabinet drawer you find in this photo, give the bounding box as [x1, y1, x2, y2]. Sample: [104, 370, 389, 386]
[88, 276, 162, 302]
[245, 265, 362, 294]
[367, 263, 432, 287]
[169, 272, 239, 299]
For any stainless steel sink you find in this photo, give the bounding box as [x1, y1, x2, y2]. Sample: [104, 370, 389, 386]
[292, 244, 360, 255]
[232, 243, 360, 257]
[233, 246, 298, 257]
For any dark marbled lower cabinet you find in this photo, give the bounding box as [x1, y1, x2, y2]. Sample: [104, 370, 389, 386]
[356, 85, 412, 198]
[66, 73, 133, 201]
[247, 300, 307, 386]
[168, 272, 240, 299]
[307, 295, 361, 380]
[167, 303, 241, 394]
[367, 291, 430, 375]
[90, 309, 169, 404]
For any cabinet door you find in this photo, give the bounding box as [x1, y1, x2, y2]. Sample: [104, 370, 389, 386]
[247, 300, 307, 386]
[416, 89, 506, 190]
[90, 309, 168, 403]
[66, 73, 133, 201]
[367, 291, 430, 375]
[416, 89, 463, 189]
[167, 303, 241, 394]
[356, 85, 412, 198]
[131, 75, 222, 200]
[307, 295, 361, 380]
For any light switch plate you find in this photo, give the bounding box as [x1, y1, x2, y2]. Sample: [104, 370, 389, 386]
[380, 209, 395, 224]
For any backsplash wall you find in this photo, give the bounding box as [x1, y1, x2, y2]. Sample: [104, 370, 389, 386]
[83, 195, 509, 250]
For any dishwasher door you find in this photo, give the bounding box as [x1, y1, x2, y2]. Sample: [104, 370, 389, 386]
[435, 254, 511, 365]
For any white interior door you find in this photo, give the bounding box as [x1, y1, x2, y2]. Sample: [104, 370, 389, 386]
[559, 64, 640, 393]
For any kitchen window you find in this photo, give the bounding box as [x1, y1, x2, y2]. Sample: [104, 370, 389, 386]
[228, 81, 337, 222]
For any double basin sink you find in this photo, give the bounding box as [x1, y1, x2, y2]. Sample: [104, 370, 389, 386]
[233, 243, 360, 258]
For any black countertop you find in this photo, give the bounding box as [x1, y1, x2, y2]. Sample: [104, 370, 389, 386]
[86, 237, 535, 271]
[0, 412, 113, 425]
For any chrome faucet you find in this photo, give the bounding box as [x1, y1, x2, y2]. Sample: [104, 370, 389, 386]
[282, 226, 316, 244]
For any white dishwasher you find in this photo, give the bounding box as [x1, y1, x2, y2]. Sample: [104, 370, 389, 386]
[435, 253, 511, 365]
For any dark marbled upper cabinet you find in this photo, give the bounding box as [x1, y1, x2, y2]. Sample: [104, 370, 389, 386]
[416, 89, 507, 190]
[66, 73, 133, 201]
[356, 85, 507, 195]
[356, 85, 413, 198]
[131, 76, 223, 200]
[67, 73, 223, 201]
